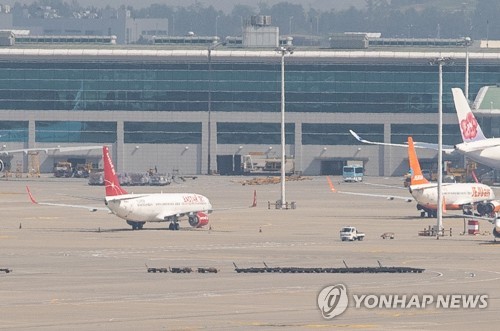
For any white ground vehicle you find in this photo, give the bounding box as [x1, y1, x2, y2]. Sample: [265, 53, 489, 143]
[340, 226, 365, 241]
[342, 165, 364, 182]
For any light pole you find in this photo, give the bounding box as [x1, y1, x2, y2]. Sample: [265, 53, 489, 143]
[464, 36, 472, 101]
[429, 57, 453, 238]
[171, 14, 175, 36]
[276, 46, 293, 209]
[289, 16, 294, 35]
[207, 41, 225, 174]
[215, 15, 220, 37]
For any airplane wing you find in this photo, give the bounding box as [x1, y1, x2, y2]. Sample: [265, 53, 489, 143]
[26, 186, 109, 212]
[349, 130, 407, 147]
[326, 176, 413, 202]
[444, 211, 496, 225]
[157, 209, 212, 221]
[1, 146, 103, 172]
[349, 130, 455, 153]
[0, 145, 102, 155]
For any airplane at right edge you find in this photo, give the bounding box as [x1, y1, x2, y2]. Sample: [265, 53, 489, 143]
[407, 136, 500, 240]
[350, 87, 500, 170]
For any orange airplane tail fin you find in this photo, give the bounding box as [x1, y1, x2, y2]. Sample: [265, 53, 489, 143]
[407, 137, 430, 186]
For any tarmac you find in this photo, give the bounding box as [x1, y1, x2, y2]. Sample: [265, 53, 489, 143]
[1, 174, 499, 330]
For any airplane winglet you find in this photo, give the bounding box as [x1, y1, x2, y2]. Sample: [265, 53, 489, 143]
[326, 176, 336, 192]
[26, 186, 38, 204]
[350, 130, 407, 147]
[349, 130, 364, 142]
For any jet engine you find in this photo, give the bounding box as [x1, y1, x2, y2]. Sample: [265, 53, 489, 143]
[476, 201, 500, 216]
[188, 212, 209, 228]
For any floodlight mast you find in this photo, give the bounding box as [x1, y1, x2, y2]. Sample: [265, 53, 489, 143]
[207, 41, 225, 174]
[464, 37, 472, 101]
[276, 46, 293, 209]
[429, 57, 453, 238]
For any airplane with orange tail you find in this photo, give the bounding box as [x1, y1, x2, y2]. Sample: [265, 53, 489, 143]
[327, 136, 500, 219]
[408, 136, 500, 239]
[406, 136, 497, 218]
[27, 146, 214, 231]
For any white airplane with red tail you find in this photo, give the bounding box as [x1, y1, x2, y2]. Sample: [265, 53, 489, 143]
[28, 146, 214, 231]
[101, 146, 212, 230]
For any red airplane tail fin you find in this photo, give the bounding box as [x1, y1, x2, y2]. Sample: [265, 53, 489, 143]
[407, 137, 430, 186]
[103, 146, 128, 196]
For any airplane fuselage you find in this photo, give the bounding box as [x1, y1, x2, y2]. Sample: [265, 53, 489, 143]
[455, 138, 500, 170]
[105, 193, 212, 222]
[410, 182, 494, 210]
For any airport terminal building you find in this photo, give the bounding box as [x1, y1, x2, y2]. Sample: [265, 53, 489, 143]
[1, 42, 500, 176]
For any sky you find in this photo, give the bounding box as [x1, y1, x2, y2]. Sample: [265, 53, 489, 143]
[3, 0, 366, 13]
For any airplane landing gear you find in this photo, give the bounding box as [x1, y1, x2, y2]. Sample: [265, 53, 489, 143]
[126, 220, 145, 230]
[168, 222, 180, 231]
[418, 210, 435, 218]
[417, 204, 436, 218]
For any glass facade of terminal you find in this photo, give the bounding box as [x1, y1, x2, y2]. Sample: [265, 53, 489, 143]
[1, 57, 499, 144]
[124, 122, 201, 144]
[35, 121, 117, 143]
[0, 121, 28, 142]
[217, 122, 294, 144]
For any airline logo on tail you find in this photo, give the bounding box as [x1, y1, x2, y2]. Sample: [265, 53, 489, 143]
[103, 146, 128, 196]
[451, 88, 486, 143]
[460, 112, 480, 141]
[407, 137, 429, 186]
